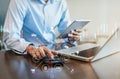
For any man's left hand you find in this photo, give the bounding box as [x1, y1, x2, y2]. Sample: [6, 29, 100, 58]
[68, 29, 81, 42]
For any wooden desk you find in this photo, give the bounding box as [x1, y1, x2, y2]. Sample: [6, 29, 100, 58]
[0, 50, 120, 79]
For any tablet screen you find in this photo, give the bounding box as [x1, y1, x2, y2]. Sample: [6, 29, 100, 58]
[57, 20, 90, 38]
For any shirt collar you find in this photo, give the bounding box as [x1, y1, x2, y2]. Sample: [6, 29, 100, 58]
[39, 0, 56, 4]
[32, 0, 61, 4]
[34, 0, 59, 4]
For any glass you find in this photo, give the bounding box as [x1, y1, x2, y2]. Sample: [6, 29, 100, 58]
[79, 29, 98, 44]
[97, 24, 109, 37]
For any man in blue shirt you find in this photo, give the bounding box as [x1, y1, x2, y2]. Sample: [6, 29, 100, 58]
[3, 0, 81, 59]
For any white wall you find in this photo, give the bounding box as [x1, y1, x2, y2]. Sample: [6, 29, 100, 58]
[67, 0, 120, 35]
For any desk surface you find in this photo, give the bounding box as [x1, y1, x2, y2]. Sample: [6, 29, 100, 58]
[0, 50, 120, 79]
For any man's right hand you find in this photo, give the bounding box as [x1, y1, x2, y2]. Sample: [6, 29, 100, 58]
[25, 45, 58, 59]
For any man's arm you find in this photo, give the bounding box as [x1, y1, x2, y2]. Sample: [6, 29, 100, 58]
[3, 0, 31, 53]
[3, 0, 58, 59]
[57, 0, 81, 44]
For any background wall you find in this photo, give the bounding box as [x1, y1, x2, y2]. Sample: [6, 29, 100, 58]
[0, 0, 10, 26]
[67, 0, 120, 35]
[0, 0, 10, 39]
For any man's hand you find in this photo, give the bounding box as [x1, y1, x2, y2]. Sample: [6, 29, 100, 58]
[25, 45, 58, 59]
[68, 29, 81, 42]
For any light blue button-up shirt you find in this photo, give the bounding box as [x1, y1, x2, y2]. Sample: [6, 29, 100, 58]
[3, 0, 71, 53]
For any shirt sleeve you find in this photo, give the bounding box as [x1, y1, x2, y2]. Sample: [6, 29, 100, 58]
[3, 0, 32, 54]
[57, 0, 77, 45]
[57, 0, 71, 34]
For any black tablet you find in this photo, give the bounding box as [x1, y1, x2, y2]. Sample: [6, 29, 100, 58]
[57, 20, 90, 38]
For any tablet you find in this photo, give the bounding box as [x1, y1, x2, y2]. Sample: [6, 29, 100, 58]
[57, 20, 90, 38]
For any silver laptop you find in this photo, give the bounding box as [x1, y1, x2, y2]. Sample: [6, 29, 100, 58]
[57, 28, 120, 62]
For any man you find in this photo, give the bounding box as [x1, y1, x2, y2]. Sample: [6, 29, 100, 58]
[3, 0, 81, 59]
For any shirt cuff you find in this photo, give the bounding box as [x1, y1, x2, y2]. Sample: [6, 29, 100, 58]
[23, 43, 35, 54]
[11, 42, 34, 55]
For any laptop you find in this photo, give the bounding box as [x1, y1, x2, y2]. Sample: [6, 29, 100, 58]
[57, 28, 120, 62]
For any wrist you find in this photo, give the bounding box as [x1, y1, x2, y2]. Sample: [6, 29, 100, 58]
[68, 37, 74, 42]
[25, 44, 35, 53]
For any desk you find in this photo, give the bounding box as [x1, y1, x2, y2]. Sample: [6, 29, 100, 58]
[0, 50, 120, 79]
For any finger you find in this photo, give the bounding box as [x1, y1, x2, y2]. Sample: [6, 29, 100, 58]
[35, 49, 42, 59]
[72, 30, 81, 36]
[29, 47, 37, 58]
[73, 37, 79, 41]
[68, 33, 73, 37]
[74, 29, 82, 33]
[68, 33, 80, 38]
[51, 50, 58, 55]
[38, 47, 46, 58]
[42, 46, 54, 59]
[31, 52, 37, 58]
[32, 54, 37, 58]
[68, 34, 80, 41]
